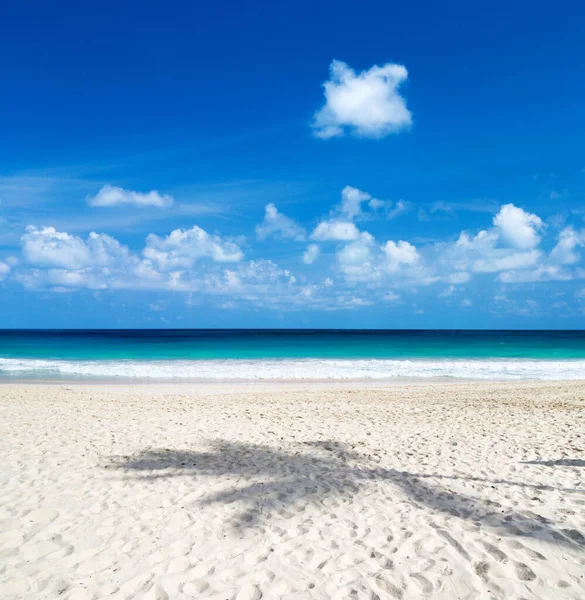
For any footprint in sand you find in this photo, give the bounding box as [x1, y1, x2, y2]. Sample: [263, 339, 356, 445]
[562, 528, 585, 545]
[514, 561, 536, 581]
[436, 529, 470, 561]
[370, 549, 393, 570]
[474, 561, 490, 579]
[374, 575, 403, 599]
[410, 572, 434, 594]
[506, 539, 546, 560]
[482, 541, 508, 563]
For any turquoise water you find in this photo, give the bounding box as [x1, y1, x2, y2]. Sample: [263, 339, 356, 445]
[1, 329, 585, 380]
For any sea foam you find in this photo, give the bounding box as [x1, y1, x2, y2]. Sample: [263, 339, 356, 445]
[1, 357, 584, 380]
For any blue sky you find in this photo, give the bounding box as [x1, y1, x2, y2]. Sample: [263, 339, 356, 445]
[1, 0, 584, 328]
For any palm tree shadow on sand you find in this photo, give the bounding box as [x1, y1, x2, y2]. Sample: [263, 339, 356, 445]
[520, 459, 585, 468]
[109, 440, 585, 550]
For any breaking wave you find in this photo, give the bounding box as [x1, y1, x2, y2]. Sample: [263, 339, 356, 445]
[1, 357, 585, 380]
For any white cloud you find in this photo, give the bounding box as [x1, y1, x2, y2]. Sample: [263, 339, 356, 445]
[472, 249, 541, 273]
[313, 60, 412, 139]
[336, 233, 380, 282]
[383, 291, 401, 302]
[0, 261, 10, 280]
[367, 198, 386, 211]
[10, 197, 585, 311]
[440, 213, 546, 278]
[493, 203, 544, 249]
[219, 301, 237, 310]
[447, 272, 471, 284]
[21, 226, 131, 270]
[550, 226, 585, 265]
[16, 224, 351, 310]
[331, 185, 409, 221]
[439, 285, 456, 298]
[18, 226, 144, 291]
[203, 259, 296, 296]
[88, 184, 174, 208]
[149, 303, 166, 312]
[255, 203, 306, 241]
[334, 235, 433, 286]
[302, 243, 320, 265]
[17, 225, 245, 293]
[338, 186, 372, 219]
[311, 221, 361, 241]
[437, 272, 471, 297]
[382, 240, 419, 269]
[337, 233, 374, 266]
[22, 226, 90, 270]
[335, 296, 374, 309]
[497, 266, 574, 283]
[436, 214, 582, 285]
[143, 226, 243, 270]
[385, 199, 412, 220]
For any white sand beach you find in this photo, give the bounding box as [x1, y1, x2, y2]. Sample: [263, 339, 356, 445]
[1, 381, 584, 599]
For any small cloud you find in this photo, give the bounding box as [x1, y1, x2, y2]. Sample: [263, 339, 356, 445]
[0, 260, 11, 280]
[472, 249, 541, 273]
[382, 240, 419, 269]
[549, 226, 585, 265]
[549, 189, 568, 201]
[430, 201, 456, 215]
[333, 186, 410, 222]
[302, 243, 320, 264]
[439, 285, 456, 298]
[383, 291, 401, 303]
[255, 203, 306, 241]
[493, 203, 544, 249]
[337, 296, 373, 309]
[219, 301, 237, 310]
[338, 186, 371, 219]
[149, 303, 166, 312]
[386, 199, 412, 219]
[313, 60, 412, 139]
[419, 199, 501, 220]
[186, 294, 201, 307]
[448, 272, 471, 284]
[311, 221, 361, 241]
[88, 184, 173, 208]
[461, 298, 472, 307]
[547, 213, 567, 229]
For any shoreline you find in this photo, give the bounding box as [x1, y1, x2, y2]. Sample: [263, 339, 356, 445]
[3, 355, 585, 383]
[0, 375, 514, 386]
[3, 376, 584, 390]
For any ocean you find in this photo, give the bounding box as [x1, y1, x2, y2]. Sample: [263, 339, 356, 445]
[1, 329, 585, 381]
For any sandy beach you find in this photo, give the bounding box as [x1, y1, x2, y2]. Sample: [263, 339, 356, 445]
[1, 381, 584, 599]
